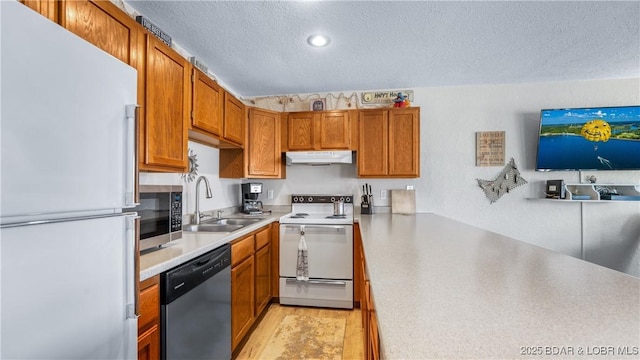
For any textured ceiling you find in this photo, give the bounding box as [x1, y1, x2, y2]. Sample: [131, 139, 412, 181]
[126, 0, 640, 98]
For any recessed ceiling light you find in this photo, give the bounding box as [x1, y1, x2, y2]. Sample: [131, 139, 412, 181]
[307, 35, 330, 47]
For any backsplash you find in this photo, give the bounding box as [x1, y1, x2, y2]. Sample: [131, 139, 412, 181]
[139, 141, 242, 216]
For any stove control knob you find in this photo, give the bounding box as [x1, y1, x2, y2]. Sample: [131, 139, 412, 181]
[339, 197, 344, 201]
[330, 197, 335, 202]
[345, 197, 351, 202]
[293, 197, 298, 202]
[308, 197, 313, 202]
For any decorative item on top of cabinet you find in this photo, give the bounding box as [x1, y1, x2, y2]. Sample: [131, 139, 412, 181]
[138, 275, 160, 360]
[139, 34, 190, 172]
[358, 107, 420, 178]
[20, 0, 57, 21]
[285, 110, 357, 151]
[219, 107, 285, 179]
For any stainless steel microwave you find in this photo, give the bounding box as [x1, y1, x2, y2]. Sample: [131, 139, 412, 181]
[134, 185, 183, 251]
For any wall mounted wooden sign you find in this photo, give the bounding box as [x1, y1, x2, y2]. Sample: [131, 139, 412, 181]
[476, 131, 505, 166]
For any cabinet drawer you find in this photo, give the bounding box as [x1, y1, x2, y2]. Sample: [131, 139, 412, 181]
[255, 226, 271, 250]
[232, 235, 254, 266]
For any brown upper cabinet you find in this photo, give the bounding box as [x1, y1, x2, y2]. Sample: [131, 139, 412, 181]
[20, 0, 57, 21]
[60, 0, 139, 67]
[58, 0, 190, 172]
[285, 110, 356, 151]
[219, 107, 284, 179]
[140, 34, 190, 172]
[191, 68, 223, 137]
[358, 107, 420, 178]
[246, 108, 283, 178]
[223, 92, 246, 148]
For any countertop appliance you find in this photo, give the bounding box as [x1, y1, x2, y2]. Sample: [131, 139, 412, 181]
[135, 185, 183, 251]
[161, 244, 231, 360]
[279, 194, 354, 309]
[1, 2, 138, 358]
[242, 182, 263, 214]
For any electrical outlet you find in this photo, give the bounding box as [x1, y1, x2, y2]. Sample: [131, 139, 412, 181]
[406, 185, 414, 190]
[380, 190, 387, 200]
[267, 189, 274, 199]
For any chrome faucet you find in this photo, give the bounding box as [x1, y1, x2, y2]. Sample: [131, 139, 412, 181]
[194, 176, 213, 225]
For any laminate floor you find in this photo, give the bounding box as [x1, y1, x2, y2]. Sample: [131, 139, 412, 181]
[236, 304, 364, 360]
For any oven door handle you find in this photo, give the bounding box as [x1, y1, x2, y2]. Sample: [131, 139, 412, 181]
[286, 279, 347, 286]
[290, 225, 348, 230]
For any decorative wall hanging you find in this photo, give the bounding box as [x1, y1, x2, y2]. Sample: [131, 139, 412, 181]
[476, 158, 527, 203]
[361, 90, 414, 105]
[181, 148, 199, 183]
[476, 131, 505, 166]
[310, 99, 326, 111]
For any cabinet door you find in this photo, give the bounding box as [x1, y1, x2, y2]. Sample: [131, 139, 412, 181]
[191, 68, 223, 137]
[248, 108, 281, 177]
[231, 256, 255, 350]
[138, 277, 159, 335]
[358, 110, 388, 177]
[254, 244, 271, 316]
[288, 112, 316, 150]
[20, 0, 57, 21]
[60, 0, 138, 66]
[142, 35, 189, 171]
[137, 325, 160, 360]
[223, 92, 245, 147]
[319, 111, 351, 149]
[388, 108, 420, 177]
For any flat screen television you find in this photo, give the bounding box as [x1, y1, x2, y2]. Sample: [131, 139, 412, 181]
[535, 105, 640, 171]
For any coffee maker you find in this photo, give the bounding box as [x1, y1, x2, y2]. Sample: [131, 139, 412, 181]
[241, 183, 263, 214]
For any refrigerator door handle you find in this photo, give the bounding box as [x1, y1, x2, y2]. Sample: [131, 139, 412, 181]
[124, 105, 140, 208]
[125, 213, 140, 319]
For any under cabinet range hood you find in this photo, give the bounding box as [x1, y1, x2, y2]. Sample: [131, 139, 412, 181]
[285, 151, 353, 165]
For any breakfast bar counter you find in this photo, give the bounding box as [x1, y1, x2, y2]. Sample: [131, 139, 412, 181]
[357, 213, 640, 359]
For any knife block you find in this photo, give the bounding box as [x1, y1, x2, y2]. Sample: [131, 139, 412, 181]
[361, 202, 373, 214]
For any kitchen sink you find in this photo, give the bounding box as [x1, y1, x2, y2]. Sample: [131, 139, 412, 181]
[204, 218, 265, 226]
[182, 223, 244, 233]
[182, 217, 265, 233]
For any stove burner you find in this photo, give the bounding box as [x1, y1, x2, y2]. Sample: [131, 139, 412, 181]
[325, 215, 346, 219]
[290, 213, 309, 218]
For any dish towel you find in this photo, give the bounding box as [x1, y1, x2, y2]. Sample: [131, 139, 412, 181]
[296, 225, 309, 281]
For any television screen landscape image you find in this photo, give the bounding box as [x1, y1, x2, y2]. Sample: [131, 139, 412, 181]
[535, 105, 640, 171]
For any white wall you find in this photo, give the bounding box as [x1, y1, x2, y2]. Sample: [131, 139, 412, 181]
[139, 141, 242, 217]
[258, 78, 640, 276]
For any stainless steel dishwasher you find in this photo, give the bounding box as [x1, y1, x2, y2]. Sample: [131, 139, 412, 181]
[161, 244, 231, 360]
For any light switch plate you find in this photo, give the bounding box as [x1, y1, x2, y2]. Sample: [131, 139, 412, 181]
[380, 190, 387, 200]
[406, 185, 414, 190]
[267, 189, 274, 199]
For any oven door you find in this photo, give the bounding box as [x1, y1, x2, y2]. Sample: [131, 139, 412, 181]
[279, 224, 353, 279]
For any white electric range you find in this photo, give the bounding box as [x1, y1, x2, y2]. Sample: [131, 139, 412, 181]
[279, 194, 354, 309]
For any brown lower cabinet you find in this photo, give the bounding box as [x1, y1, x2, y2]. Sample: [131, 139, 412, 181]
[138, 275, 160, 360]
[231, 224, 273, 352]
[356, 224, 380, 360]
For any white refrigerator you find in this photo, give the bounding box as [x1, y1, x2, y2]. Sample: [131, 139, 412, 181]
[1, 2, 138, 359]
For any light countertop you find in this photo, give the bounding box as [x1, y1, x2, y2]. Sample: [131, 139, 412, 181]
[357, 213, 640, 359]
[140, 211, 289, 281]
